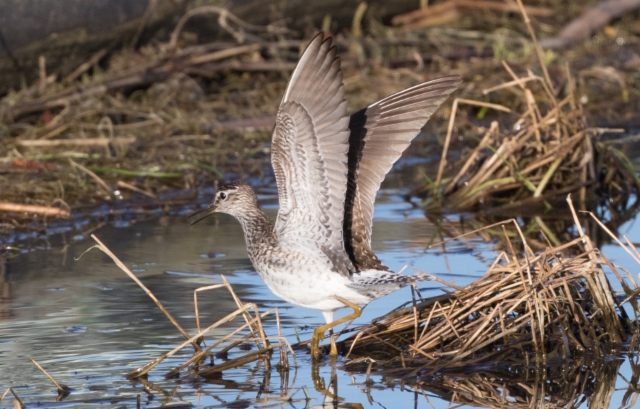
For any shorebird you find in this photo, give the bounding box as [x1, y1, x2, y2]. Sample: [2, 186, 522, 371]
[190, 33, 460, 358]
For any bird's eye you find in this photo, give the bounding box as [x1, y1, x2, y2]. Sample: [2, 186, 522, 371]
[219, 192, 227, 200]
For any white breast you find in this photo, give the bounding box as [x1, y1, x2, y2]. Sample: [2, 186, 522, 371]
[251, 240, 372, 312]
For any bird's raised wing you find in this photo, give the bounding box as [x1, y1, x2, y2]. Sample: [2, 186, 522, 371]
[272, 34, 353, 275]
[344, 76, 461, 271]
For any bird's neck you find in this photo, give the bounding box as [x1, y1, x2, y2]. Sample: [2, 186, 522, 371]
[235, 206, 274, 250]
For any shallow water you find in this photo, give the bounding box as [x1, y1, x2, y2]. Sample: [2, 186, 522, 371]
[1, 189, 640, 409]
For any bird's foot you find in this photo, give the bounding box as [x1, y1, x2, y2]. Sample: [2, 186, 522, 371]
[329, 330, 338, 356]
[310, 296, 363, 360]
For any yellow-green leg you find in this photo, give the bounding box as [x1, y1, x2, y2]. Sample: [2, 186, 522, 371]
[310, 296, 363, 359]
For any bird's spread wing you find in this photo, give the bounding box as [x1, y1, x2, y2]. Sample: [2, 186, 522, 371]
[344, 76, 462, 271]
[272, 34, 354, 275]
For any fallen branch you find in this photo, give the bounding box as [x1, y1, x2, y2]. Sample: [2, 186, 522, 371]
[18, 136, 136, 148]
[0, 202, 70, 218]
[116, 181, 157, 198]
[168, 6, 292, 49]
[393, 0, 554, 29]
[62, 48, 109, 84]
[5, 56, 296, 120]
[69, 158, 113, 194]
[539, 0, 640, 49]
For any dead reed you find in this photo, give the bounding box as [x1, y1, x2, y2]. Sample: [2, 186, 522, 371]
[0, 388, 24, 409]
[29, 358, 70, 398]
[84, 234, 294, 381]
[340, 198, 639, 372]
[427, 1, 639, 213]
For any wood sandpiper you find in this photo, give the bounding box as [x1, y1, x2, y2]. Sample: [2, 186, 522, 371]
[190, 33, 460, 358]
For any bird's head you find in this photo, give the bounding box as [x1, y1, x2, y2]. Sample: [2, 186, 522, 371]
[189, 181, 258, 224]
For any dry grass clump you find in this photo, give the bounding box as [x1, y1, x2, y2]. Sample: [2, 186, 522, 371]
[340, 199, 639, 372]
[406, 1, 640, 256]
[0, 10, 295, 223]
[420, 1, 639, 214]
[0, 70, 280, 206]
[430, 61, 638, 213]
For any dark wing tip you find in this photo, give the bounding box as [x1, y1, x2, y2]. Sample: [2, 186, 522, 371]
[343, 74, 462, 271]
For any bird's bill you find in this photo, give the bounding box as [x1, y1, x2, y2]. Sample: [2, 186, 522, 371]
[188, 204, 216, 226]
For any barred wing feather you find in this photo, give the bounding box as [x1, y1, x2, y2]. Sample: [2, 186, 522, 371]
[344, 76, 461, 271]
[271, 34, 354, 275]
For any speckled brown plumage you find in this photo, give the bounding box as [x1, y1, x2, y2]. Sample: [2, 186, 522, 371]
[194, 33, 460, 324]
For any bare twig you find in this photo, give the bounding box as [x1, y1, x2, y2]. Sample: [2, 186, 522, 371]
[29, 358, 70, 394]
[19, 136, 135, 148]
[69, 158, 112, 195]
[86, 235, 202, 352]
[63, 49, 108, 84]
[540, 0, 640, 49]
[0, 202, 69, 218]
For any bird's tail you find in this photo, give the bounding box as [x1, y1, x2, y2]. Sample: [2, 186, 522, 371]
[348, 269, 434, 299]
